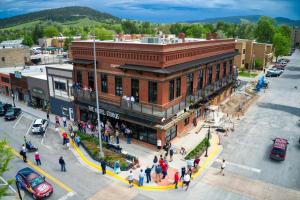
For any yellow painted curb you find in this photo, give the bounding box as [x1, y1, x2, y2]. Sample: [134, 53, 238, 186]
[11, 148, 74, 193]
[71, 133, 221, 191]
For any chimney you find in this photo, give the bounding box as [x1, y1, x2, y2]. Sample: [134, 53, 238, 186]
[178, 32, 185, 43]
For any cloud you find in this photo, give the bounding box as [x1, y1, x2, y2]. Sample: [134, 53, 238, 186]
[0, 0, 298, 22]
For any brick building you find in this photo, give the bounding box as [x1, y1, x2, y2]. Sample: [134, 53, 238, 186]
[0, 48, 30, 68]
[69, 37, 238, 146]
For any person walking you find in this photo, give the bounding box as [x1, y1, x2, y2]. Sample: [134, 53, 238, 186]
[115, 129, 120, 144]
[145, 166, 152, 183]
[100, 159, 107, 175]
[62, 131, 68, 145]
[155, 165, 162, 182]
[180, 167, 186, 180]
[20, 146, 27, 163]
[128, 170, 134, 188]
[55, 116, 60, 127]
[74, 135, 81, 147]
[152, 155, 158, 169]
[182, 172, 191, 191]
[194, 156, 200, 170]
[161, 162, 168, 179]
[46, 111, 50, 122]
[34, 152, 41, 166]
[125, 128, 131, 144]
[59, 156, 66, 172]
[68, 124, 73, 134]
[169, 147, 174, 162]
[174, 171, 179, 189]
[220, 159, 226, 176]
[157, 139, 162, 150]
[138, 169, 145, 186]
[114, 161, 121, 174]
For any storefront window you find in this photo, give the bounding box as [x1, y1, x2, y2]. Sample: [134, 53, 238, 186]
[223, 62, 227, 77]
[148, 81, 157, 103]
[229, 60, 233, 74]
[101, 73, 108, 93]
[216, 64, 220, 81]
[186, 73, 193, 95]
[198, 70, 203, 89]
[115, 76, 123, 96]
[207, 66, 212, 84]
[169, 79, 174, 101]
[166, 126, 177, 142]
[76, 70, 82, 85]
[176, 77, 181, 97]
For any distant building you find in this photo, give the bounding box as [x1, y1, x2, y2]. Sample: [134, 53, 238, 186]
[0, 48, 30, 68]
[0, 40, 23, 48]
[46, 64, 74, 120]
[38, 36, 81, 48]
[234, 39, 273, 70]
[291, 28, 300, 48]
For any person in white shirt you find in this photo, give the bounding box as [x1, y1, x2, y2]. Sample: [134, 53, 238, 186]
[220, 159, 226, 176]
[182, 173, 191, 191]
[128, 170, 134, 188]
[157, 139, 162, 150]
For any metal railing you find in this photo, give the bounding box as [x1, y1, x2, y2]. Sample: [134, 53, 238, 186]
[72, 89, 96, 103]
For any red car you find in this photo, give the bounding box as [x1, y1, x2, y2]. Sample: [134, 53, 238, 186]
[270, 138, 288, 161]
[16, 167, 53, 199]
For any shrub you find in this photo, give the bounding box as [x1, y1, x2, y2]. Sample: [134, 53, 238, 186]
[254, 58, 263, 70]
[185, 137, 210, 160]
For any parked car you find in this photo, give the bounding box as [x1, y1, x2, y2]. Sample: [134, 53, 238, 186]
[271, 67, 283, 74]
[4, 108, 21, 120]
[16, 167, 53, 199]
[270, 138, 288, 161]
[32, 119, 48, 134]
[266, 69, 281, 77]
[0, 103, 12, 116]
[273, 65, 285, 70]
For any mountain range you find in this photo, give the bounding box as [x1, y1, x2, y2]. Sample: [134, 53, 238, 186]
[0, 6, 299, 29]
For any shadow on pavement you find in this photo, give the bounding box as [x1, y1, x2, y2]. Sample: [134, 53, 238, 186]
[257, 102, 300, 117]
[280, 74, 300, 79]
[286, 66, 300, 72]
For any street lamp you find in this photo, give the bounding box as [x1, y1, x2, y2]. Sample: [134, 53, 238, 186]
[92, 24, 104, 159]
[205, 126, 210, 157]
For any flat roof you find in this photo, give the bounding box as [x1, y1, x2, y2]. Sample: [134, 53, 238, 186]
[118, 51, 239, 74]
[45, 64, 73, 70]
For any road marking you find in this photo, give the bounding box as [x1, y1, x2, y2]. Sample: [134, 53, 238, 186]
[13, 114, 24, 128]
[58, 192, 76, 200]
[215, 159, 261, 173]
[10, 147, 74, 193]
[0, 176, 17, 193]
[41, 136, 51, 149]
[26, 120, 35, 136]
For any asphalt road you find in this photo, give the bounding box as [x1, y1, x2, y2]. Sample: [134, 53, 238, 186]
[216, 50, 300, 190]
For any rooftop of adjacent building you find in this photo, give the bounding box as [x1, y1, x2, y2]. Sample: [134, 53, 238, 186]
[235, 39, 272, 46]
[0, 39, 24, 49]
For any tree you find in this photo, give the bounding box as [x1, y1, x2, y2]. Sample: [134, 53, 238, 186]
[254, 58, 263, 70]
[32, 24, 44, 43]
[121, 20, 139, 34]
[273, 33, 290, 61]
[277, 25, 292, 39]
[63, 37, 74, 51]
[186, 24, 204, 38]
[43, 25, 59, 37]
[22, 34, 33, 47]
[94, 27, 114, 40]
[170, 23, 183, 36]
[254, 16, 275, 43]
[0, 140, 14, 198]
[235, 19, 255, 39]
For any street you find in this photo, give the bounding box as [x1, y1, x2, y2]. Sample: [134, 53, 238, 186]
[1, 51, 300, 200]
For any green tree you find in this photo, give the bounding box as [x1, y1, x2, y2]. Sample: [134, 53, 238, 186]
[22, 34, 34, 47]
[254, 58, 263, 70]
[43, 25, 59, 37]
[63, 37, 74, 51]
[94, 27, 114, 40]
[170, 23, 184, 35]
[185, 24, 204, 38]
[0, 140, 14, 198]
[273, 33, 290, 61]
[254, 16, 275, 43]
[121, 20, 139, 34]
[277, 25, 292, 39]
[32, 24, 44, 43]
[235, 19, 255, 39]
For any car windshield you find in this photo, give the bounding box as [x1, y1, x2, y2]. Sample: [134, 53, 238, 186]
[6, 110, 14, 115]
[29, 176, 44, 188]
[272, 148, 284, 154]
[33, 124, 42, 127]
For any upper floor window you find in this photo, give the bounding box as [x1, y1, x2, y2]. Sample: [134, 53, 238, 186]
[243, 49, 246, 54]
[176, 77, 181, 97]
[1, 57, 5, 62]
[54, 81, 66, 91]
[186, 73, 194, 95]
[88, 71, 94, 90]
[207, 66, 212, 84]
[223, 62, 227, 77]
[148, 81, 157, 103]
[101, 73, 108, 93]
[216, 64, 220, 81]
[229, 60, 233, 74]
[115, 76, 123, 96]
[169, 79, 174, 101]
[131, 79, 139, 102]
[197, 70, 203, 89]
[76, 70, 82, 85]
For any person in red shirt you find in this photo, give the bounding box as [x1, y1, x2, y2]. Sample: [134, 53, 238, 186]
[174, 171, 179, 189]
[62, 132, 68, 145]
[161, 162, 167, 179]
[34, 152, 41, 166]
[194, 157, 201, 170]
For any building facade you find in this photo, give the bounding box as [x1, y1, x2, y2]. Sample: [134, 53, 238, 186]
[46, 64, 75, 121]
[0, 48, 30, 68]
[291, 28, 300, 48]
[70, 38, 238, 146]
[234, 39, 273, 70]
[0, 72, 11, 96]
[27, 75, 49, 110]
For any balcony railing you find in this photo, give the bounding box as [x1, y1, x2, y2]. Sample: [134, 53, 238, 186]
[72, 89, 96, 103]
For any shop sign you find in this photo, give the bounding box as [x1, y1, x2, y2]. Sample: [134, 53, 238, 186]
[32, 87, 44, 95]
[87, 106, 120, 119]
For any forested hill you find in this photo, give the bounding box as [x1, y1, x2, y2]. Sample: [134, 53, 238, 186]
[0, 6, 120, 29]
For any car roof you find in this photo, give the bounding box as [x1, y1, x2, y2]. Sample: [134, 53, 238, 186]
[17, 167, 34, 177]
[273, 138, 288, 149]
[34, 119, 43, 124]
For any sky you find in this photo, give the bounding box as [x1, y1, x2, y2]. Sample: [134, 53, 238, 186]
[0, 0, 299, 22]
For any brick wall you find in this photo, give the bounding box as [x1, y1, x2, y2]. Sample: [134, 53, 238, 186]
[0, 48, 30, 68]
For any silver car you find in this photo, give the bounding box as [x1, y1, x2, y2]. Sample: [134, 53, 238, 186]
[31, 119, 48, 134]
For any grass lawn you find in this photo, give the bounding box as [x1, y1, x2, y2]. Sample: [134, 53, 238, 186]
[238, 71, 257, 78]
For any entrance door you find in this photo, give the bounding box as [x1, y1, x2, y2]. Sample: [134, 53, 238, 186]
[131, 79, 139, 102]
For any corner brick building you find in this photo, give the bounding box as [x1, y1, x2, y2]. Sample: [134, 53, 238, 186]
[69, 38, 238, 146]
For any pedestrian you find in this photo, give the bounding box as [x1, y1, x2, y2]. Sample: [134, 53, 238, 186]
[22, 144, 26, 152]
[74, 135, 81, 147]
[34, 152, 41, 165]
[174, 171, 179, 189]
[114, 161, 121, 174]
[68, 124, 73, 134]
[187, 159, 193, 171]
[55, 116, 60, 126]
[62, 131, 68, 145]
[152, 155, 158, 169]
[161, 162, 168, 179]
[46, 111, 50, 122]
[63, 116, 67, 127]
[55, 125, 59, 134]
[159, 155, 164, 166]
[128, 170, 134, 188]
[24, 136, 27, 145]
[138, 169, 145, 186]
[220, 159, 226, 176]
[100, 159, 107, 175]
[145, 166, 152, 183]
[182, 172, 191, 191]
[155, 165, 162, 182]
[66, 138, 70, 149]
[169, 148, 174, 162]
[180, 167, 186, 180]
[20, 147, 27, 163]
[194, 156, 200, 170]
[78, 121, 82, 132]
[157, 139, 162, 150]
[125, 128, 131, 144]
[59, 156, 66, 172]
[115, 129, 120, 144]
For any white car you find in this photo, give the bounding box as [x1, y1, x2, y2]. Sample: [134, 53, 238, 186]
[32, 119, 48, 134]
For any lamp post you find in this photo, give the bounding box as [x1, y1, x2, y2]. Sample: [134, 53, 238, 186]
[92, 25, 104, 159]
[205, 126, 210, 157]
